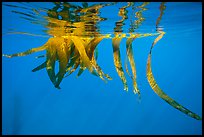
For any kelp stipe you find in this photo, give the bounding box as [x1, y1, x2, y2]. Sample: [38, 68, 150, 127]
[3, 2, 201, 120]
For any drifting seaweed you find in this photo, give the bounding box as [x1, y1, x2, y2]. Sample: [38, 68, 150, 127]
[3, 2, 201, 120]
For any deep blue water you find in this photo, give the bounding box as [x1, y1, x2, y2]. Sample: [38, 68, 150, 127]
[2, 2, 202, 135]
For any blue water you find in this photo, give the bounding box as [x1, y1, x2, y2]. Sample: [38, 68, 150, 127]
[2, 2, 202, 135]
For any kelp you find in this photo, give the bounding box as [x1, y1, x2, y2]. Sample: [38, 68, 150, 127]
[146, 31, 202, 120]
[3, 2, 201, 120]
[112, 36, 128, 91]
[126, 35, 140, 96]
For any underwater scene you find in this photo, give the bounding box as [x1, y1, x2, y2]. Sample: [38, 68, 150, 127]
[2, 2, 202, 135]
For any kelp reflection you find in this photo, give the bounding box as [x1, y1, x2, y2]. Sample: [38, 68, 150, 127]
[3, 2, 201, 120]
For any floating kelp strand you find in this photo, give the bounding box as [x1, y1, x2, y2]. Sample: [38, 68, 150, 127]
[124, 56, 131, 77]
[146, 54, 202, 120]
[126, 35, 140, 96]
[112, 37, 128, 91]
[45, 38, 58, 87]
[55, 39, 71, 88]
[3, 2, 201, 120]
[2, 43, 47, 58]
[85, 37, 111, 81]
[146, 31, 201, 120]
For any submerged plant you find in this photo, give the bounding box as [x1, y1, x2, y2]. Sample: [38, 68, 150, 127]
[3, 2, 201, 120]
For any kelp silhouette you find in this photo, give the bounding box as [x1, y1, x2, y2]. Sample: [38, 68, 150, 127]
[3, 2, 201, 120]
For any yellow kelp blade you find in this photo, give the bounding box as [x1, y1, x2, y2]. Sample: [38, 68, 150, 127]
[64, 51, 81, 77]
[70, 36, 93, 72]
[125, 57, 131, 77]
[64, 47, 84, 77]
[56, 39, 74, 77]
[46, 38, 57, 87]
[86, 37, 104, 59]
[86, 37, 112, 81]
[65, 57, 81, 77]
[71, 36, 111, 80]
[93, 55, 112, 80]
[65, 56, 79, 74]
[90, 54, 109, 82]
[150, 31, 165, 53]
[126, 37, 140, 96]
[147, 54, 201, 120]
[146, 31, 201, 120]
[112, 37, 128, 91]
[65, 46, 79, 73]
[3, 44, 47, 58]
[55, 38, 71, 88]
[75, 37, 94, 77]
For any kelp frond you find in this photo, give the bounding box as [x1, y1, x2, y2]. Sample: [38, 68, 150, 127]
[146, 31, 202, 120]
[3, 2, 201, 120]
[112, 36, 128, 91]
[126, 35, 140, 96]
[2, 44, 47, 58]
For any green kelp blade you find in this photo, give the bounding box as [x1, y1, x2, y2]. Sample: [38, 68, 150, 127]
[126, 37, 140, 96]
[64, 46, 82, 77]
[147, 55, 201, 120]
[71, 36, 93, 72]
[35, 54, 46, 58]
[65, 56, 79, 74]
[46, 38, 57, 87]
[94, 47, 99, 61]
[56, 38, 73, 78]
[146, 31, 202, 120]
[55, 38, 70, 88]
[112, 37, 128, 91]
[65, 58, 81, 77]
[32, 61, 46, 72]
[77, 65, 86, 77]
